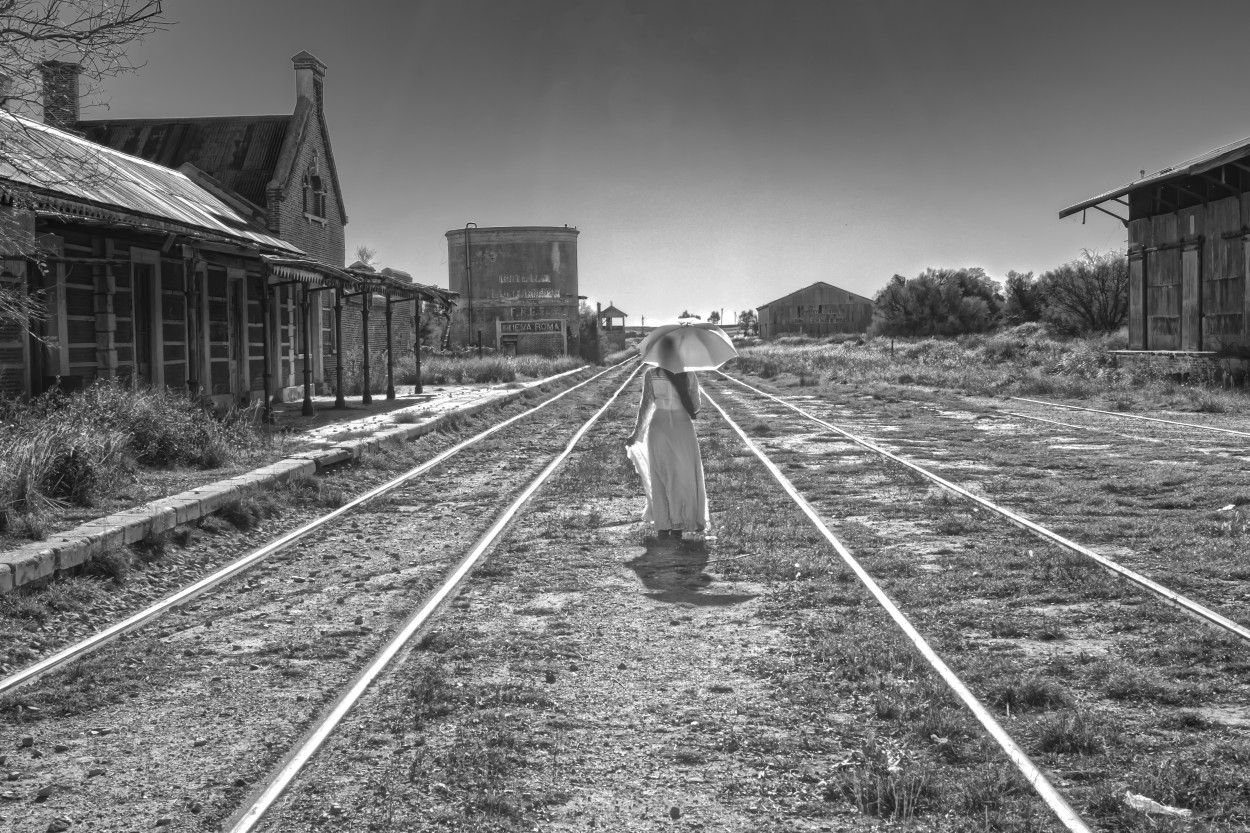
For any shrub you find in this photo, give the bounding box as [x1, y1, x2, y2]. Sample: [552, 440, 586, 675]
[870, 267, 1003, 338]
[0, 380, 265, 513]
[1036, 249, 1129, 334]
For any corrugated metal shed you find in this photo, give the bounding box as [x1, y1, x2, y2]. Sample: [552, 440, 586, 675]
[77, 115, 292, 209]
[0, 112, 299, 254]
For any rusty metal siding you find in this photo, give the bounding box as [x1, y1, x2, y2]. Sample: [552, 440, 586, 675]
[445, 227, 579, 354]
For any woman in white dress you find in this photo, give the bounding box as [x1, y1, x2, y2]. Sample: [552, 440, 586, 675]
[625, 350, 709, 542]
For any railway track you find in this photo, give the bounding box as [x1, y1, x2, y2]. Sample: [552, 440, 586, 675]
[0, 361, 638, 832]
[703, 372, 1250, 830]
[714, 372, 1250, 643]
[6, 362, 1248, 831]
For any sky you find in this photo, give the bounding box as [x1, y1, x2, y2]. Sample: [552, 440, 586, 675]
[80, 0, 1250, 326]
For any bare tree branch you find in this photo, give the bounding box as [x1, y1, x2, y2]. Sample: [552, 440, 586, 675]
[0, 1, 170, 331]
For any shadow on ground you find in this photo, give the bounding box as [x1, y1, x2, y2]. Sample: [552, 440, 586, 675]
[626, 539, 757, 606]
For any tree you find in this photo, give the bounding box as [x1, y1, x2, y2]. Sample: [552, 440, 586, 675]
[0, 1, 168, 119]
[708, 310, 720, 326]
[1002, 270, 1045, 325]
[1, 0, 170, 324]
[353, 244, 378, 268]
[1036, 249, 1128, 334]
[737, 309, 757, 336]
[677, 310, 700, 320]
[870, 267, 1002, 337]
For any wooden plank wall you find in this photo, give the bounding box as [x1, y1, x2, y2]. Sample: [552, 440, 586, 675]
[1127, 219, 1151, 349]
[1179, 205, 1204, 351]
[113, 259, 134, 378]
[206, 266, 230, 395]
[1202, 197, 1243, 349]
[161, 261, 186, 390]
[0, 260, 28, 397]
[246, 271, 265, 394]
[1147, 214, 1181, 349]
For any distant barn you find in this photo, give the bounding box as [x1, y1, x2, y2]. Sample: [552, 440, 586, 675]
[1062, 138, 1250, 353]
[756, 282, 874, 339]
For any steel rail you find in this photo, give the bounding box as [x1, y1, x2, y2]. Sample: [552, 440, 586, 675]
[1011, 396, 1250, 439]
[717, 373, 1250, 644]
[702, 389, 1093, 833]
[227, 365, 642, 833]
[1001, 411, 1165, 444]
[0, 360, 636, 697]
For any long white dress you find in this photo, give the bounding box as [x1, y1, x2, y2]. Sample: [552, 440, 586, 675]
[627, 368, 709, 533]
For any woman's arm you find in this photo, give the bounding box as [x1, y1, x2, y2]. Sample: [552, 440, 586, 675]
[626, 370, 654, 444]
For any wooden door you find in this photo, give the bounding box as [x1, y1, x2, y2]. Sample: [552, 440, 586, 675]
[229, 277, 247, 400]
[133, 263, 155, 384]
[1182, 242, 1202, 351]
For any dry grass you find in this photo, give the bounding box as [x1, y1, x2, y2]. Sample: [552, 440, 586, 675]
[732, 324, 1250, 413]
[0, 381, 269, 523]
[333, 349, 584, 394]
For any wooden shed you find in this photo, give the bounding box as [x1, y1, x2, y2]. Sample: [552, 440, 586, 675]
[1061, 137, 1250, 352]
[756, 281, 875, 339]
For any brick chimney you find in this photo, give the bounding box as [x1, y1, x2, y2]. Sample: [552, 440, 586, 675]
[291, 51, 326, 113]
[40, 60, 80, 130]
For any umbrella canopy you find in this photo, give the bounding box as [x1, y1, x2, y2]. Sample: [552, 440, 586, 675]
[638, 322, 738, 373]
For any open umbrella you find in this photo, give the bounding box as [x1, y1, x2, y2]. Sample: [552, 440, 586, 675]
[638, 322, 737, 373]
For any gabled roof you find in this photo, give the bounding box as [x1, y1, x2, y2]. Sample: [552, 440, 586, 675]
[601, 304, 627, 318]
[0, 111, 300, 254]
[757, 281, 875, 310]
[76, 115, 292, 209]
[76, 98, 348, 224]
[1059, 133, 1250, 219]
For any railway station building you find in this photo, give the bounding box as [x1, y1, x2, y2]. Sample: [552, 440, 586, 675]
[444, 226, 580, 356]
[755, 281, 875, 339]
[1062, 136, 1250, 358]
[0, 56, 455, 409]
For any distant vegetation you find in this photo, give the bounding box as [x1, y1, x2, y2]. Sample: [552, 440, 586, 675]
[871, 250, 1129, 338]
[734, 324, 1246, 414]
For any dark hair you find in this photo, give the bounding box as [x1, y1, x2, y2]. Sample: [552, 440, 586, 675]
[659, 368, 698, 419]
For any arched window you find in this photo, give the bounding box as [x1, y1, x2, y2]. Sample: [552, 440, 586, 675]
[302, 157, 327, 221]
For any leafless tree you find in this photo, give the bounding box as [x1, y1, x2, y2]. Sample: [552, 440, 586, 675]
[1037, 249, 1129, 334]
[0, 0, 168, 116]
[353, 244, 378, 268]
[0, 0, 169, 322]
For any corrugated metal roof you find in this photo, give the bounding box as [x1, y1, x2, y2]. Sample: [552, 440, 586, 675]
[1059, 133, 1250, 219]
[77, 115, 291, 208]
[0, 111, 301, 254]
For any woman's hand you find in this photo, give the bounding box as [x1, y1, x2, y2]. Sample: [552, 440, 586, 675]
[624, 432, 636, 446]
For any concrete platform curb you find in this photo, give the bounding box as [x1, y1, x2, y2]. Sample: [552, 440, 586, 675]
[0, 366, 592, 593]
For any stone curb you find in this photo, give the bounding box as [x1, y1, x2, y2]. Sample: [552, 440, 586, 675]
[0, 366, 592, 594]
